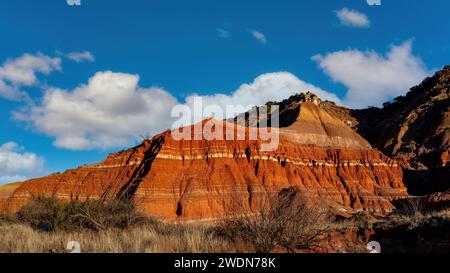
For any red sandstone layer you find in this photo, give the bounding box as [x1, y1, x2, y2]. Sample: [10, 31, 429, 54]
[5, 101, 408, 221]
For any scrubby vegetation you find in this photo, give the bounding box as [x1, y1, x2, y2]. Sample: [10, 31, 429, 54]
[0, 221, 242, 253]
[0, 197, 243, 253]
[371, 199, 450, 253]
[14, 196, 146, 232]
[376, 198, 450, 231]
[0, 194, 368, 253]
[5, 194, 449, 253]
[216, 189, 332, 253]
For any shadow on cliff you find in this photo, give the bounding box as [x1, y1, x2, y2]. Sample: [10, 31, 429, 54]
[116, 135, 165, 200]
[370, 218, 450, 253]
[403, 166, 450, 196]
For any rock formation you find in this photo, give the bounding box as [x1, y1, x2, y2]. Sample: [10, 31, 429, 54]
[289, 68, 450, 197]
[4, 94, 408, 221]
[0, 182, 22, 212]
[351, 66, 450, 195]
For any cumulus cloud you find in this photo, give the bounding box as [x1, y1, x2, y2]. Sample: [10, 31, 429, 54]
[17, 71, 339, 150]
[336, 8, 370, 28]
[66, 51, 95, 63]
[0, 142, 44, 183]
[250, 30, 267, 44]
[185, 72, 340, 120]
[312, 41, 431, 108]
[216, 28, 230, 39]
[0, 53, 61, 101]
[0, 80, 25, 101]
[16, 71, 179, 150]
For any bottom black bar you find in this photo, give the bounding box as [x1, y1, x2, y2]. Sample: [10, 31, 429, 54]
[0, 253, 447, 272]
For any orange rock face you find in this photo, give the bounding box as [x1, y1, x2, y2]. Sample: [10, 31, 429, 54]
[0, 198, 6, 212]
[0, 182, 22, 212]
[4, 97, 408, 221]
[440, 150, 450, 167]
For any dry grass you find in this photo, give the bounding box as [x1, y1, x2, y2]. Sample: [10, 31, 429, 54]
[377, 202, 450, 231]
[0, 221, 245, 253]
[2, 194, 449, 253]
[0, 192, 377, 253]
[0, 218, 368, 254]
[0, 196, 249, 253]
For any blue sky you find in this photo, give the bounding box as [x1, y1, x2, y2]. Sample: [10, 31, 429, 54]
[0, 0, 449, 184]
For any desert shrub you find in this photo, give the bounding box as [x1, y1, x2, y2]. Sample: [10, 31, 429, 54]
[72, 199, 148, 231]
[376, 200, 450, 231]
[17, 196, 77, 232]
[17, 196, 147, 232]
[216, 188, 331, 253]
[0, 212, 19, 225]
[334, 211, 374, 230]
[395, 198, 426, 217]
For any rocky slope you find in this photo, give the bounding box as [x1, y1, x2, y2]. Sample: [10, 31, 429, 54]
[0, 182, 22, 211]
[355, 67, 449, 166]
[4, 95, 408, 221]
[352, 67, 450, 195]
[295, 68, 450, 196]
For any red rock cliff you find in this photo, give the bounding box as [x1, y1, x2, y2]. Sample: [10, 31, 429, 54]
[0, 182, 22, 212]
[5, 95, 408, 221]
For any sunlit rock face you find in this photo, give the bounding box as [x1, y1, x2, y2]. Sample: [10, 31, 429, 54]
[4, 93, 408, 221]
[0, 182, 22, 212]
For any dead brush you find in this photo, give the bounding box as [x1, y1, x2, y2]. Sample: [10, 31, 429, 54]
[216, 188, 331, 253]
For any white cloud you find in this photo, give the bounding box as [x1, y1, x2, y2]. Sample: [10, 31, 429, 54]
[216, 28, 230, 39]
[0, 53, 61, 85]
[0, 79, 27, 101]
[17, 71, 340, 150]
[0, 142, 44, 183]
[312, 41, 431, 108]
[16, 71, 179, 150]
[336, 8, 370, 28]
[250, 30, 267, 44]
[66, 51, 95, 63]
[0, 53, 61, 101]
[185, 72, 341, 120]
